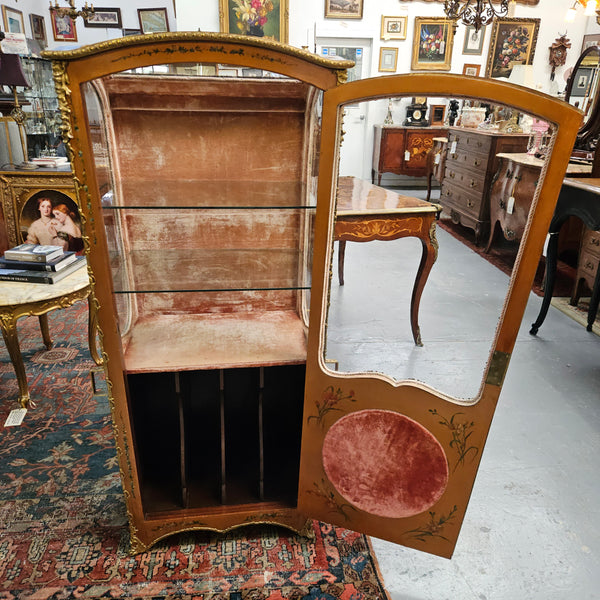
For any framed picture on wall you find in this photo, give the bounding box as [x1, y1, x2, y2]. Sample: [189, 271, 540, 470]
[411, 17, 455, 71]
[379, 47, 398, 72]
[485, 18, 540, 79]
[50, 10, 77, 42]
[462, 63, 481, 77]
[138, 8, 169, 33]
[571, 67, 593, 97]
[462, 25, 485, 55]
[380, 16, 407, 40]
[324, 0, 363, 19]
[581, 33, 600, 53]
[30, 14, 47, 47]
[2, 6, 25, 34]
[429, 104, 446, 126]
[219, 0, 288, 43]
[84, 8, 122, 28]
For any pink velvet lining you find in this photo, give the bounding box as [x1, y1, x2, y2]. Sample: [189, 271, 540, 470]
[322, 409, 449, 518]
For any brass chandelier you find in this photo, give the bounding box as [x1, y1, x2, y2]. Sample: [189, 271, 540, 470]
[443, 0, 509, 32]
[49, 0, 95, 21]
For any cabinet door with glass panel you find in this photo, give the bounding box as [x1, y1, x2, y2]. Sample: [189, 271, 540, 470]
[45, 34, 580, 557]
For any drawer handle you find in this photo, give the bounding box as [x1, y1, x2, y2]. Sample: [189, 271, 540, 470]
[506, 229, 516, 240]
[591, 237, 600, 246]
[467, 199, 474, 208]
[474, 158, 481, 166]
[469, 179, 476, 188]
[449, 171, 456, 178]
[586, 261, 595, 270]
[445, 189, 452, 196]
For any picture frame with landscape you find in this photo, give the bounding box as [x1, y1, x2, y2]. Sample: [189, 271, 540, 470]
[138, 8, 169, 33]
[84, 8, 122, 28]
[324, 0, 363, 19]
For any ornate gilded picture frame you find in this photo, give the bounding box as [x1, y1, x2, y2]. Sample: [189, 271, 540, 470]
[485, 18, 540, 79]
[219, 0, 289, 43]
[411, 17, 455, 71]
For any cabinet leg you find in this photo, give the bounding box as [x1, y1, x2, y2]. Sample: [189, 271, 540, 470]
[337, 240, 346, 286]
[484, 220, 499, 254]
[586, 267, 600, 332]
[426, 173, 433, 202]
[1, 314, 30, 407]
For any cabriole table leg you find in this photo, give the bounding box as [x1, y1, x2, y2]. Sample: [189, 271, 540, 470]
[0, 312, 30, 407]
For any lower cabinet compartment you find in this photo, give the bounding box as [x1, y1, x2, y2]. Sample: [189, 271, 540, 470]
[128, 364, 306, 516]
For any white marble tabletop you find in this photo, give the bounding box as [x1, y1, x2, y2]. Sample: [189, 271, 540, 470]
[0, 266, 90, 308]
[496, 152, 593, 174]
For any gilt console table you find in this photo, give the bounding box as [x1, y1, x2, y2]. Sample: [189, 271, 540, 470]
[334, 176, 441, 346]
[0, 267, 101, 407]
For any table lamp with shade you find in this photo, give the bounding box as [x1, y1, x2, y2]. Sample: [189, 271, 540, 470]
[0, 34, 31, 168]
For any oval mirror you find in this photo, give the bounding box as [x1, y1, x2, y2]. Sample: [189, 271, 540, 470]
[565, 45, 600, 148]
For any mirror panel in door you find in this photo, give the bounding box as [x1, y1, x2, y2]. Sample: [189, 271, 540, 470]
[299, 74, 580, 559]
[324, 96, 554, 400]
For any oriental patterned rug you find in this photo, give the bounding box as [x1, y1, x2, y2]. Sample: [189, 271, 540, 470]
[0, 302, 390, 600]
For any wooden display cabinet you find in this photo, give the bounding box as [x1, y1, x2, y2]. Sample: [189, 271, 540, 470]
[372, 125, 447, 185]
[44, 34, 581, 559]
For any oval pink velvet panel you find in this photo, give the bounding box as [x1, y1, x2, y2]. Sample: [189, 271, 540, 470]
[322, 409, 449, 518]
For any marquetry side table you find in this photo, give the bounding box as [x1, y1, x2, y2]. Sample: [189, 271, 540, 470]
[334, 176, 441, 346]
[0, 267, 101, 407]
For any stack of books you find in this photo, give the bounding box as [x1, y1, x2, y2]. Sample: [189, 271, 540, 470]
[30, 156, 69, 168]
[0, 244, 86, 284]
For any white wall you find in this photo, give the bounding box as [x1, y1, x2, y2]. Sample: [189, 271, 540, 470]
[0, 0, 177, 49]
[176, 0, 600, 92]
[3, 0, 596, 90]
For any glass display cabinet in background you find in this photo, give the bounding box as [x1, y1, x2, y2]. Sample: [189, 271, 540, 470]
[20, 57, 62, 159]
[43, 33, 581, 558]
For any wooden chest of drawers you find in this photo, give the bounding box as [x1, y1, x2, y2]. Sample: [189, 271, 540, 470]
[439, 128, 528, 243]
[572, 226, 600, 306]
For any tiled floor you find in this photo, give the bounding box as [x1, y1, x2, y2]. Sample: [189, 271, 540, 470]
[325, 192, 600, 600]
